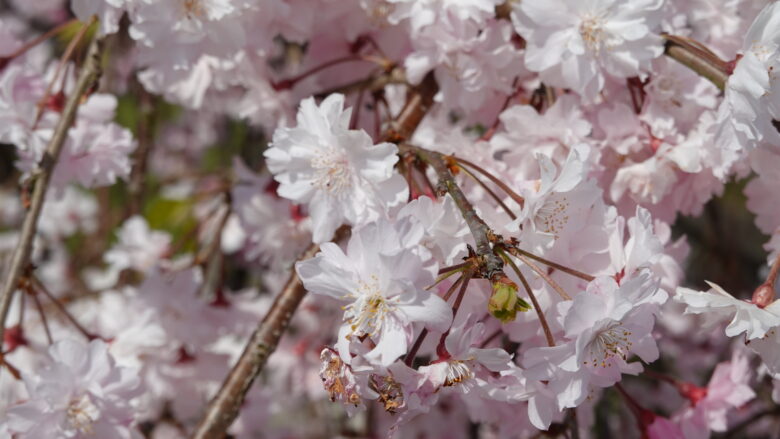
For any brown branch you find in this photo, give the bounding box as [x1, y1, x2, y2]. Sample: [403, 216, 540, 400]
[412, 147, 505, 281]
[0, 36, 104, 352]
[194, 72, 442, 438]
[663, 35, 728, 90]
[192, 241, 322, 439]
[126, 89, 156, 217]
[33, 18, 96, 127]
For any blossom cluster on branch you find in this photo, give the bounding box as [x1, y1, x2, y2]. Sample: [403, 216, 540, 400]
[1, 0, 780, 438]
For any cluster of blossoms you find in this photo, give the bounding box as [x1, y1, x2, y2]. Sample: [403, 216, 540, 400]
[0, 0, 780, 438]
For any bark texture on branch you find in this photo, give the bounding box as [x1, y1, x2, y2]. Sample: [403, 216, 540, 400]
[192, 242, 320, 439]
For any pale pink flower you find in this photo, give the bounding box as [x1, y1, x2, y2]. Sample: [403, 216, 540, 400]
[524, 273, 666, 413]
[387, 0, 502, 31]
[515, 144, 600, 252]
[405, 17, 523, 111]
[676, 281, 780, 340]
[491, 95, 592, 177]
[105, 216, 171, 274]
[512, 0, 665, 100]
[265, 94, 407, 243]
[714, 1, 780, 165]
[296, 218, 452, 366]
[395, 195, 469, 265]
[675, 350, 756, 438]
[419, 320, 513, 394]
[6, 339, 143, 439]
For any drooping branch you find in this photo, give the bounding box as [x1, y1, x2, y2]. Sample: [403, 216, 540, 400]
[0, 36, 105, 352]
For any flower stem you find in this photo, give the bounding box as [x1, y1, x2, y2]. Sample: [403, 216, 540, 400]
[514, 253, 572, 301]
[0, 18, 78, 66]
[457, 164, 518, 220]
[500, 249, 555, 347]
[33, 17, 96, 128]
[32, 276, 99, 341]
[451, 268, 475, 319]
[453, 156, 525, 208]
[405, 275, 466, 366]
[508, 247, 595, 282]
[274, 55, 386, 91]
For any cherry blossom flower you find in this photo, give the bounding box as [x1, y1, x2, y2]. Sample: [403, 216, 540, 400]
[405, 18, 523, 111]
[714, 1, 780, 166]
[674, 349, 756, 438]
[419, 320, 514, 394]
[512, 0, 665, 100]
[265, 94, 407, 243]
[515, 144, 600, 251]
[296, 218, 452, 366]
[6, 339, 143, 438]
[676, 281, 780, 340]
[524, 273, 666, 414]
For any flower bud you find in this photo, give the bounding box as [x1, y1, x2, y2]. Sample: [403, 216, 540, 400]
[489, 275, 530, 323]
[752, 283, 775, 308]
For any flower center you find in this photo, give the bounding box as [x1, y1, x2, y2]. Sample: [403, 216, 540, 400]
[343, 276, 395, 338]
[183, 0, 205, 18]
[443, 360, 474, 386]
[585, 321, 633, 368]
[310, 145, 352, 195]
[66, 394, 99, 434]
[533, 193, 570, 238]
[579, 14, 607, 52]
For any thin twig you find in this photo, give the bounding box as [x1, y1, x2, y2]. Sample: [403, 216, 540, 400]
[515, 253, 572, 301]
[501, 250, 555, 347]
[509, 247, 595, 282]
[315, 67, 405, 100]
[33, 18, 95, 127]
[0, 36, 104, 352]
[33, 276, 97, 341]
[457, 164, 517, 220]
[453, 156, 525, 208]
[126, 89, 156, 217]
[30, 289, 53, 345]
[1, 18, 77, 64]
[451, 267, 476, 319]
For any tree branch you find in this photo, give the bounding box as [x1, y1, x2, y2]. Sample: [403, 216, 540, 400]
[192, 241, 322, 439]
[663, 35, 729, 90]
[409, 145, 505, 281]
[194, 72, 443, 438]
[0, 36, 104, 352]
